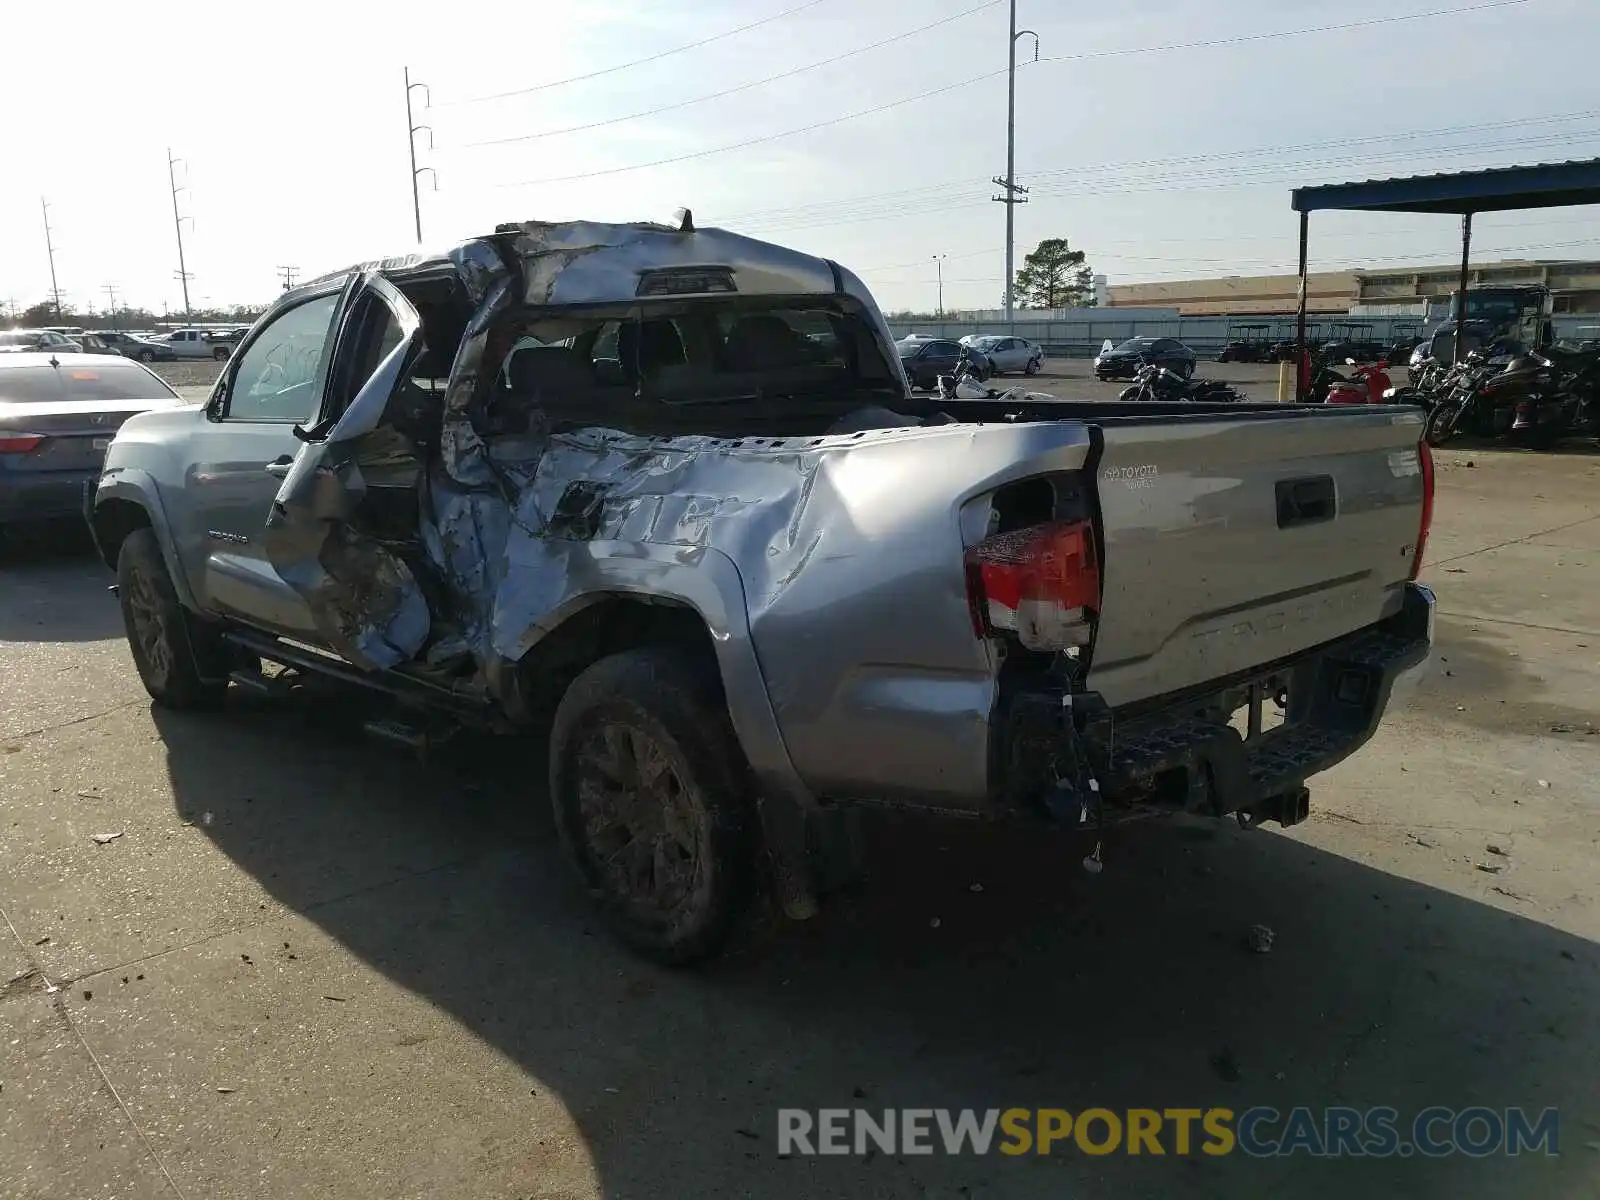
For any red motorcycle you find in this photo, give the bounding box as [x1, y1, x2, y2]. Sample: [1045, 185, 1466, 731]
[1324, 359, 1394, 405]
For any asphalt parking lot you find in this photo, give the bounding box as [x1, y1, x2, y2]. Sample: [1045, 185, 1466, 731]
[3, 406, 1599, 1195]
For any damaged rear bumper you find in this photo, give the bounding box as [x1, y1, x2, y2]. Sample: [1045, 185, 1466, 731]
[1003, 583, 1435, 826]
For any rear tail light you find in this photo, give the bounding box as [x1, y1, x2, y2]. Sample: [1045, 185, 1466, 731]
[1410, 438, 1434, 581]
[966, 519, 1100, 650]
[0, 434, 45, 454]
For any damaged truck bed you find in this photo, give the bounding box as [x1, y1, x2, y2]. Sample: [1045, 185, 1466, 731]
[90, 216, 1435, 962]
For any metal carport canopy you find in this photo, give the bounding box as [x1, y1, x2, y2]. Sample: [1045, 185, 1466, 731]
[1288, 159, 1600, 398]
[1291, 158, 1600, 214]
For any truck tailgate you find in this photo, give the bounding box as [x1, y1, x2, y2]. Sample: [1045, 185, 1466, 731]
[1088, 406, 1427, 709]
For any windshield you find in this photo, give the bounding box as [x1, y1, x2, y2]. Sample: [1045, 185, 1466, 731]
[0, 361, 180, 403]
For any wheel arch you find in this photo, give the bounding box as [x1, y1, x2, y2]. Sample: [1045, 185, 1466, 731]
[90, 472, 199, 610]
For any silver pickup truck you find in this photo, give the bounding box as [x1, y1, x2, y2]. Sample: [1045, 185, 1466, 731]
[89, 218, 1435, 963]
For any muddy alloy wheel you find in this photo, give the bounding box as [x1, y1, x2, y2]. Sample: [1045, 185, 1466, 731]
[115, 528, 228, 708]
[550, 648, 752, 964]
[1424, 403, 1458, 447]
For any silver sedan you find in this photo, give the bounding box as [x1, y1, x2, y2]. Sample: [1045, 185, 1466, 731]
[959, 334, 1043, 375]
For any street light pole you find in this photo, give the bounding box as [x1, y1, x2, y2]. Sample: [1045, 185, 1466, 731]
[992, 1, 1038, 329]
[932, 254, 947, 317]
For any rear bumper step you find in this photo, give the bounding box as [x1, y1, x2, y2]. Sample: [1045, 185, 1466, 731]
[1005, 582, 1434, 825]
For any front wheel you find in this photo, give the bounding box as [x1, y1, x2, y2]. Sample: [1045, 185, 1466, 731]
[1118, 385, 1142, 402]
[116, 528, 230, 708]
[549, 648, 754, 965]
[212, 346, 230, 360]
[1424, 403, 1460, 447]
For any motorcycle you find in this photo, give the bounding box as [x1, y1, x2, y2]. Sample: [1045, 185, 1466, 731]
[935, 347, 997, 400]
[1424, 352, 1547, 447]
[1322, 358, 1393, 405]
[1117, 362, 1243, 403]
[1510, 345, 1600, 448]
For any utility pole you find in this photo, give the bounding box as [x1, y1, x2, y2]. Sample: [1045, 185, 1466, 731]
[404, 68, 437, 244]
[167, 149, 194, 321]
[932, 254, 947, 317]
[276, 265, 300, 292]
[993, 0, 1038, 328]
[41, 198, 62, 320]
[102, 283, 120, 329]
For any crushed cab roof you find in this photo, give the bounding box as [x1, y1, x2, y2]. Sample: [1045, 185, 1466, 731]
[307, 219, 843, 307]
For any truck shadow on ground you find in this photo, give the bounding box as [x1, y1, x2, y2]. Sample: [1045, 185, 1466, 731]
[0, 523, 126, 643]
[151, 695, 1599, 1198]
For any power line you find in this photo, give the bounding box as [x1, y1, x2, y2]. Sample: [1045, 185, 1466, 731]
[440, 0, 831, 107]
[484, 0, 1542, 191]
[277, 265, 300, 291]
[715, 107, 1600, 230]
[456, 0, 1000, 149]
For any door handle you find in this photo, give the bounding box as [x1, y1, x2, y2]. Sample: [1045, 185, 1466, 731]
[264, 457, 293, 478]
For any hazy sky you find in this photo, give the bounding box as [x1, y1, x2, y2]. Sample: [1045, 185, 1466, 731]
[5, 0, 1598, 317]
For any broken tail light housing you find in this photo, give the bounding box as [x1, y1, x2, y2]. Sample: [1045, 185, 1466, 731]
[1410, 437, 1435, 581]
[966, 519, 1100, 650]
[0, 434, 45, 454]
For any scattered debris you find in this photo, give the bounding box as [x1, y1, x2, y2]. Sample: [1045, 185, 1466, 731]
[1273, 1071, 1286, 1081]
[76, 788, 104, 800]
[1491, 886, 1531, 902]
[216, 1086, 236, 1094]
[1456, 705, 1466, 712]
[82, 990, 92, 1001]
[1537, 780, 1551, 789]
[321, 994, 347, 1003]
[852, 1085, 868, 1099]
[1486, 844, 1510, 857]
[928, 917, 941, 929]
[89, 831, 123, 845]
[604, 1087, 620, 1095]
[33, 936, 49, 946]
[968, 883, 984, 893]
[1465, 460, 1476, 467]
[734, 1128, 761, 1140]
[1475, 863, 1506, 875]
[1245, 925, 1275, 954]
[1406, 833, 1437, 849]
[1560, 949, 1576, 961]
[1444, 568, 1467, 574]
[202, 811, 215, 826]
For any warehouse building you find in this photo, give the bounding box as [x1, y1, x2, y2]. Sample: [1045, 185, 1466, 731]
[1107, 258, 1600, 317]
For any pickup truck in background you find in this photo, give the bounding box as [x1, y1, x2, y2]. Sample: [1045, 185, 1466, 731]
[159, 328, 244, 360]
[89, 218, 1435, 963]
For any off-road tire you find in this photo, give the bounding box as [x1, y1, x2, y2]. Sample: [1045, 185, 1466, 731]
[116, 528, 229, 708]
[549, 648, 753, 965]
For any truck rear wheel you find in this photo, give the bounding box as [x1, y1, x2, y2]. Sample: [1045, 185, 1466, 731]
[549, 648, 753, 965]
[116, 529, 229, 709]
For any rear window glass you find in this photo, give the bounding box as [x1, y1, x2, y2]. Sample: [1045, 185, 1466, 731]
[0, 362, 180, 403]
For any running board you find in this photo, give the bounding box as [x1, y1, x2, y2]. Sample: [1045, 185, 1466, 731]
[219, 629, 493, 723]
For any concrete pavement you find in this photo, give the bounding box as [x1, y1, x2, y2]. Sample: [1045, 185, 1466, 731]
[2, 445, 1598, 1198]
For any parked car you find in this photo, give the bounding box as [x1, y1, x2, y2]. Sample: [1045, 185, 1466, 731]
[75, 332, 125, 356]
[89, 218, 1434, 964]
[899, 337, 980, 389]
[959, 334, 1043, 375]
[1093, 336, 1196, 380]
[0, 330, 80, 355]
[1, 353, 184, 531]
[89, 330, 176, 362]
[203, 328, 247, 360]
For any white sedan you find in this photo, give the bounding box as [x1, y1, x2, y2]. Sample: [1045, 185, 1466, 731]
[958, 334, 1043, 375]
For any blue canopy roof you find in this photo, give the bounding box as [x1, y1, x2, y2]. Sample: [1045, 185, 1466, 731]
[1291, 159, 1600, 215]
